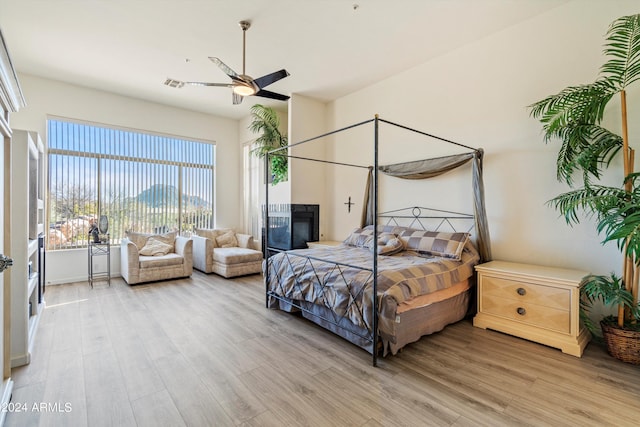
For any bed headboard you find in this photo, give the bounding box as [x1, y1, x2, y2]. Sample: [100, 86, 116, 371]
[378, 206, 474, 234]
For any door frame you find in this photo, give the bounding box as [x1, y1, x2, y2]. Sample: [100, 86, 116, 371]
[0, 28, 27, 423]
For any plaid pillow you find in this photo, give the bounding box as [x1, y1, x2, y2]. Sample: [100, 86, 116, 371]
[400, 229, 469, 260]
[343, 227, 375, 248]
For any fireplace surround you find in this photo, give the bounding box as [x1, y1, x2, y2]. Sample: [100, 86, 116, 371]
[263, 204, 319, 252]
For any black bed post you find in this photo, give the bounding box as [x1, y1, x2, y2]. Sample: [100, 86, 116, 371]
[372, 114, 379, 367]
[264, 151, 270, 308]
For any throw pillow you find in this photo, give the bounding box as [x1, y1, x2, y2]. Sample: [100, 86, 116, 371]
[139, 237, 173, 256]
[216, 231, 238, 248]
[195, 228, 234, 248]
[368, 232, 405, 255]
[126, 230, 177, 251]
[125, 231, 150, 249]
[400, 229, 469, 260]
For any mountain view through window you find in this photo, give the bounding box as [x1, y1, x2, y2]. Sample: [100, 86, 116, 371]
[47, 119, 215, 250]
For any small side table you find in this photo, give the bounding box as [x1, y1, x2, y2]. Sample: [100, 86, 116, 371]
[88, 241, 111, 287]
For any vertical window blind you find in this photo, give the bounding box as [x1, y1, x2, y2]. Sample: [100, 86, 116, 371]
[47, 118, 215, 250]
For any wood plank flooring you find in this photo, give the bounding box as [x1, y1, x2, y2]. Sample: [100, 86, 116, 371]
[5, 271, 640, 426]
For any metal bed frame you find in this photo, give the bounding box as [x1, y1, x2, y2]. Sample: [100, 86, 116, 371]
[264, 116, 480, 366]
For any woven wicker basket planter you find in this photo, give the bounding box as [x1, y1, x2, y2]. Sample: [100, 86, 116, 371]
[601, 319, 640, 365]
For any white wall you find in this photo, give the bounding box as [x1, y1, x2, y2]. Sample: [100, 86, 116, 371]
[288, 94, 329, 238]
[11, 74, 240, 284]
[322, 0, 640, 278]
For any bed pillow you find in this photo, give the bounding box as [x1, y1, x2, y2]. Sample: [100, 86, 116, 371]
[139, 237, 174, 256]
[342, 225, 399, 246]
[400, 229, 469, 260]
[369, 232, 405, 255]
[343, 227, 375, 248]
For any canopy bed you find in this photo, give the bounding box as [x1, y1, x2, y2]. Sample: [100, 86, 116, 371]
[264, 116, 491, 366]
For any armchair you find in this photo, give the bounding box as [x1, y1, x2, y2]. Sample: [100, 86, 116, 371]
[120, 231, 193, 285]
[192, 228, 263, 278]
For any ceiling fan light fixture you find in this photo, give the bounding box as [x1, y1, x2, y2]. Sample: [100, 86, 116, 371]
[233, 83, 256, 96]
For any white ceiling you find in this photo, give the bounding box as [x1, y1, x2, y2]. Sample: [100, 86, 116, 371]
[0, 0, 569, 120]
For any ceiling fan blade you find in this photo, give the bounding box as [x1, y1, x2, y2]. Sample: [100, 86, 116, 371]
[254, 89, 290, 101]
[164, 78, 233, 89]
[253, 69, 290, 89]
[232, 92, 244, 105]
[209, 57, 239, 78]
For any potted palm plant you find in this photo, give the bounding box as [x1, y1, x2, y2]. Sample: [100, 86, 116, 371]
[529, 14, 640, 364]
[248, 104, 288, 184]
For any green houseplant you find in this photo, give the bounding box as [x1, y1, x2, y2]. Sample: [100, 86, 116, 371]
[248, 104, 288, 184]
[529, 14, 640, 363]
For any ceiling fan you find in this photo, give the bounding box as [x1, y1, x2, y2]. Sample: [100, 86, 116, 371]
[164, 20, 290, 105]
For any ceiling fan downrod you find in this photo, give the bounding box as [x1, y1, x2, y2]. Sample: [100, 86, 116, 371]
[239, 20, 251, 75]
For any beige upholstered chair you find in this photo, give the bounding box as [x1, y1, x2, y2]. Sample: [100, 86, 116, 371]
[120, 231, 193, 285]
[192, 228, 263, 278]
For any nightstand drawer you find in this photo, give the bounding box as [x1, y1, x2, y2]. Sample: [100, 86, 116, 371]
[480, 294, 570, 334]
[481, 275, 570, 310]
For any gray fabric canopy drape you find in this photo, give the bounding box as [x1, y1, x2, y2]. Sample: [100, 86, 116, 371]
[360, 150, 492, 262]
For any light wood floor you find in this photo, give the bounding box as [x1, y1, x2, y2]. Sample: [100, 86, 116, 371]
[5, 271, 640, 427]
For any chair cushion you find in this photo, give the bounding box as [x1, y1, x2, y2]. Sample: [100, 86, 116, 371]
[139, 253, 184, 268]
[213, 247, 263, 265]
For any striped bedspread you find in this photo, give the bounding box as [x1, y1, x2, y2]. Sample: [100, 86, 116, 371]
[266, 242, 480, 336]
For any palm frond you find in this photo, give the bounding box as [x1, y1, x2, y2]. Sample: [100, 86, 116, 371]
[601, 14, 640, 88]
[248, 104, 289, 185]
[598, 205, 640, 260]
[580, 273, 638, 332]
[553, 124, 622, 185]
[574, 126, 622, 177]
[528, 80, 616, 138]
[549, 185, 627, 225]
[249, 104, 287, 158]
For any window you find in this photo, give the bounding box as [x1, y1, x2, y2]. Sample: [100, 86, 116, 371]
[242, 141, 261, 241]
[47, 118, 215, 250]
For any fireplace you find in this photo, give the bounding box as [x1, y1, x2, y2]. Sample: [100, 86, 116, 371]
[263, 204, 319, 252]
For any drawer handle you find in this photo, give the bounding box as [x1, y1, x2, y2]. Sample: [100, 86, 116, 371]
[517, 307, 526, 316]
[516, 287, 526, 296]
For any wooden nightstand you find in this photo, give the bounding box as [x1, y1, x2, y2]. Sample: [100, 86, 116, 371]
[473, 261, 591, 357]
[306, 240, 343, 249]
